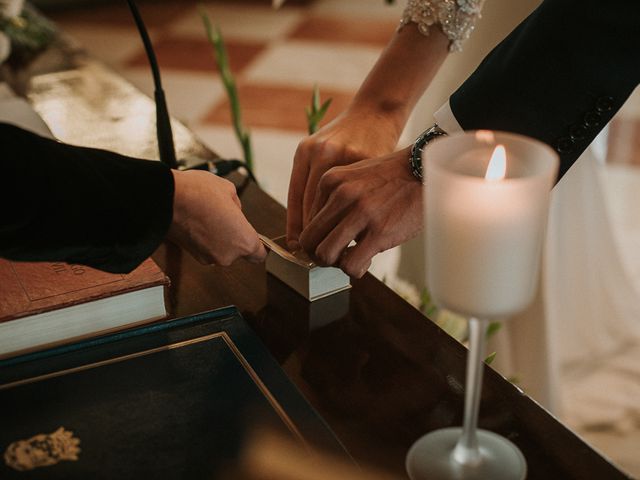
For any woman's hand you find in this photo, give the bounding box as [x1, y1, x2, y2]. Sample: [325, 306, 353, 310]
[286, 24, 449, 250]
[286, 108, 401, 250]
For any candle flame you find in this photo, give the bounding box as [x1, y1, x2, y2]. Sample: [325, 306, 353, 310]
[485, 145, 507, 181]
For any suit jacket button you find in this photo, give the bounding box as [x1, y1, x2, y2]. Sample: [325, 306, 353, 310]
[556, 136, 574, 154]
[569, 124, 588, 140]
[596, 96, 614, 112]
[584, 111, 602, 127]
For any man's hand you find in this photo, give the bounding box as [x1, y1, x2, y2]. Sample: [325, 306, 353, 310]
[299, 147, 423, 278]
[286, 109, 400, 250]
[167, 169, 267, 266]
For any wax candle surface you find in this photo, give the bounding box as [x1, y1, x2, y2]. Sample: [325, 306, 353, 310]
[425, 133, 557, 319]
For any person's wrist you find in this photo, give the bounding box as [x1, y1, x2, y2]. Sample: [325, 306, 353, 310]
[346, 98, 408, 144]
[168, 169, 189, 240]
[409, 124, 447, 183]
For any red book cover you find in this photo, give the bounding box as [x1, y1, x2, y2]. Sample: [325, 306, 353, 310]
[0, 258, 169, 323]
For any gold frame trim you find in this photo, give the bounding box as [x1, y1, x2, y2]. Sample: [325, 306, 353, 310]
[0, 332, 305, 445]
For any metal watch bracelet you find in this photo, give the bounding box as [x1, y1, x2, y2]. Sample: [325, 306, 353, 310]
[409, 124, 447, 182]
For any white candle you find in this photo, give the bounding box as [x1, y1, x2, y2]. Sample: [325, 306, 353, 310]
[425, 131, 558, 319]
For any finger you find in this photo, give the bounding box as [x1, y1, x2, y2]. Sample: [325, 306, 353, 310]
[299, 193, 355, 256]
[309, 164, 370, 223]
[313, 210, 367, 266]
[301, 166, 325, 228]
[307, 169, 337, 223]
[286, 153, 310, 249]
[245, 236, 268, 263]
[339, 236, 378, 278]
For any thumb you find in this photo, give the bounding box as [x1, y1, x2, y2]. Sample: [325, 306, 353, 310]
[245, 232, 268, 263]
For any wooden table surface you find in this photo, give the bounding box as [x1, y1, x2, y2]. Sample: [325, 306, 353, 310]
[3, 36, 631, 479]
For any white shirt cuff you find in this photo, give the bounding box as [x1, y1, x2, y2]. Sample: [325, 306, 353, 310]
[434, 99, 463, 134]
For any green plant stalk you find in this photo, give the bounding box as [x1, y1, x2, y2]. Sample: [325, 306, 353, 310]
[420, 287, 438, 318]
[0, 9, 57, 64]
[306, 84, 332, 135]
[201, 9, 253, 170]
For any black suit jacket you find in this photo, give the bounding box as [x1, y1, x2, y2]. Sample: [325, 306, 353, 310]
[450, 0, 640, 180]
[0, 123, 174, 273]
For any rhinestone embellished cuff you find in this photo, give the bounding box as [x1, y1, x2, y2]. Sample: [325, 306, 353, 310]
[399, 0, 484, 52]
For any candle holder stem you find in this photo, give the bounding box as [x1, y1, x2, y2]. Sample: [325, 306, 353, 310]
[406, 314, 526, 480]
[453, 317, 488, 467]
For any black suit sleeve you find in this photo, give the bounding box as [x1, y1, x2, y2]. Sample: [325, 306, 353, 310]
[0, 123, 174, 273]
[450, 0, 640, 180]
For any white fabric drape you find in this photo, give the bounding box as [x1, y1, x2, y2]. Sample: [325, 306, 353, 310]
[546, 144, 640, 377]
[546, 132, 640, 429]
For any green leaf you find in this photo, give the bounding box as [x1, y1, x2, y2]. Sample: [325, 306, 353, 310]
[507, 375, 521, 385]
[306, 84, 332, 135]
[318, 98, 333, 117]
[1, 10, 57, 60]
[486, 321, 502, 339]
[312, 84, 320, 111]
[435, 309, 467, 342]
[420, 287, 431, 308]
[485, 351, 497, 365]
[420, 287, 439, 317]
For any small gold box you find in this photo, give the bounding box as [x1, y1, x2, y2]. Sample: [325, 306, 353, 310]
[261, 236, 351, 302]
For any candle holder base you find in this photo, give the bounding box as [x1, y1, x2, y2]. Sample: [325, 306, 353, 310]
[406, 427, 526, 480]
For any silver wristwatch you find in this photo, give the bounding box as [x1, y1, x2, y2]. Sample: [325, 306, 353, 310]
[409, 124, 447, 182]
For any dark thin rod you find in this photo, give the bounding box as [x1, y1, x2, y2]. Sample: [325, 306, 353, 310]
[126, 0, 178, 169]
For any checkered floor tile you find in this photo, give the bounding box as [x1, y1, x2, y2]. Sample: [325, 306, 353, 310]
[49, 0, 404, 206]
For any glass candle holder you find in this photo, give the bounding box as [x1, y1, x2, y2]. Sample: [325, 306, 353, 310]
[426, 130, 558, 319]
[406, 130, 558, 480]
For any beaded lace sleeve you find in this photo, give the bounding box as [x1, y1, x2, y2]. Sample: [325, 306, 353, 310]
[400, 0, 484, 52]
